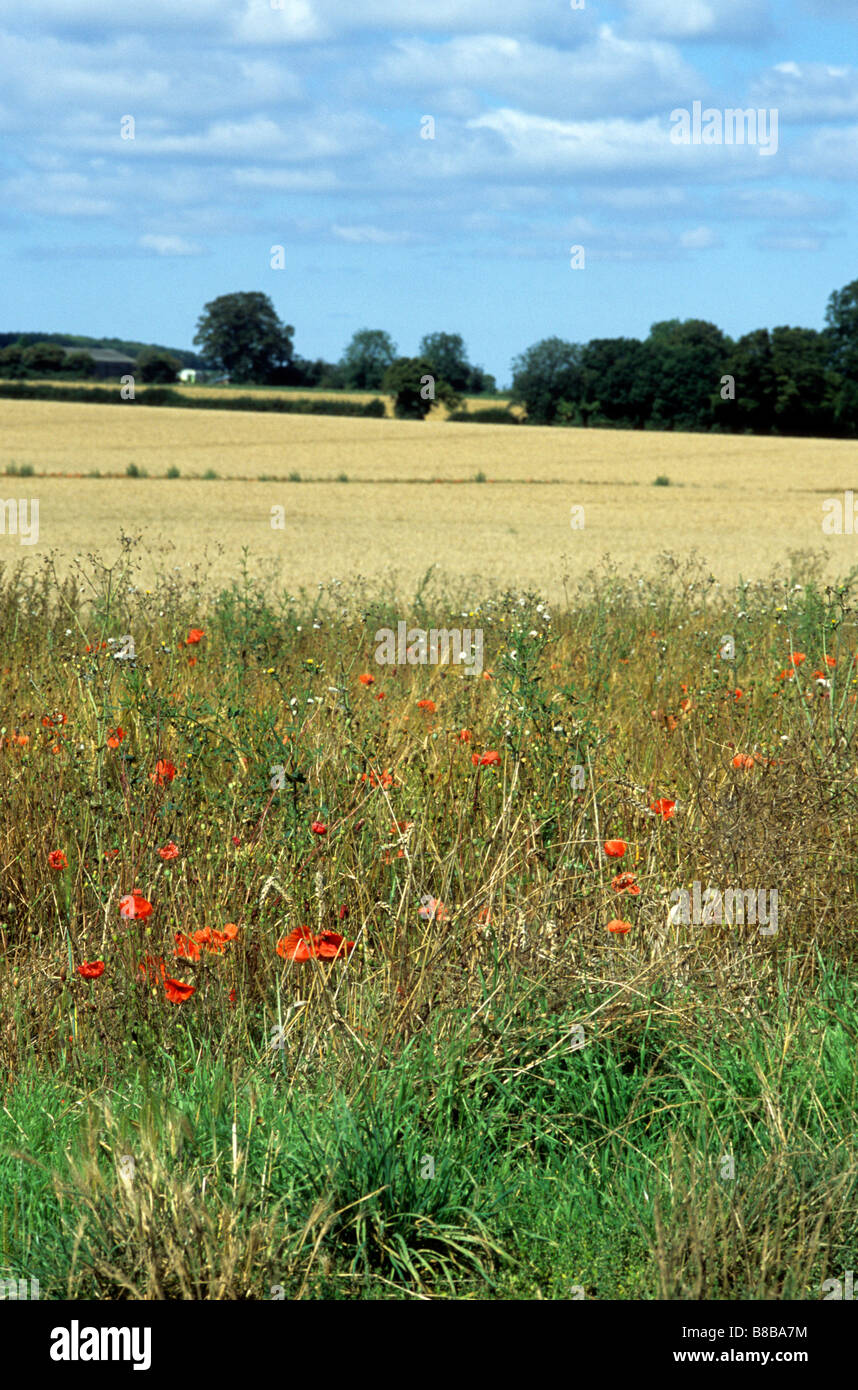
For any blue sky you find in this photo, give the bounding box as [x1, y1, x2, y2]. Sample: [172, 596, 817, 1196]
[1, 0, 856, 386]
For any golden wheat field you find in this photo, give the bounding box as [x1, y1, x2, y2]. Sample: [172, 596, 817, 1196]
[2, 396, 857, 598]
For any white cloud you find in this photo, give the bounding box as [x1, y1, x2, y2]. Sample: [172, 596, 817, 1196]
[618, 0, 772, 41]
[679, 225, 719, 248]
[751, 61, 858, 121]
[139, 233, 205, 256]
[371, 26, 702, 119]
[331, 224, 409, 244]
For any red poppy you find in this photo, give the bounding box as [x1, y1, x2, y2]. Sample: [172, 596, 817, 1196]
[472, 750, 501, 767]
[231, 835, 241, 846]
[358, 672, 375, 685]
[311, 821, 328, 835]
[376, 692, 385, 700]
[339, 903, 349, 920]
[41, 712, 67, 729]
[138, 954, 167, 984]
[157, 841, 180, 861]
[732, 753, 755, 769]
[790, 652, 806, 666]
[417, 699, 436, 712]
[276, 926, 354, 961]
[228, 987, 237, 1006]
[606, 919, 632, 935]
[106, 726, 124, 749]
[823, 655, 836, 668]
[186, 628, 205, 645]
[362, 768, 393, 788]
[48, 850, 68, 870]
[164, 976, 195, 1004]
[603, 839, 627, 859]
[174, 932, 202, 961]
[151, 759, 176, 786]
[458, 729, 472, 743]
[120, 892, 153, 920]
[650, 798, 676, 819]
[104, 848, 119, 861]
[611, 872, 640, 896]
[76, 960, 104, 979]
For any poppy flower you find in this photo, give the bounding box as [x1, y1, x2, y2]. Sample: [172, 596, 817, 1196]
[138, 954, 167, 984]
[458, 729, 472, 743]
[376, 692, 385, 700]
[157, 841, 180, 861]
[120, 892, 153, 920]
[606, 919, 632, 935]
[311, 821, 328, 835]
[612, 872, 640, 896]
[679, 698, 692, 713]
[106, 727, 124, 749]
[362, 768, 393, 788]
[732, 753, 755, 769]
[358, 673, 375, 685]
[76, 960, 104, 979]
[48, 850, 68, 870]
[472, 750, 501, 767]
[823, 655, 836, 668]
[417, 699, 436, 712]
[151, 759, 176, 786]
[186, 628, 205, 645]
[104, 848, 119, 861]
[391, 821, 413, 833]
[603, 839, 627, 859]
[790, 652, 806, 666]
[41, 712, 67, 729]
[339, 903, 349, 920]
[174, 932, 202, 961]
[231, 835, 241, 847]
[228, 987, 237, 1006]
[163, 976, 195, 1004]
[650, 799, 676, 819]
[187, 656, 197, 667]
[276, 926, 354, 961]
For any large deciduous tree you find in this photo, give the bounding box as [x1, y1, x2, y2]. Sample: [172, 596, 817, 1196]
[193, 292, 294, 384]
[509, 337, 583, 424]
[339, 329, 397, 390]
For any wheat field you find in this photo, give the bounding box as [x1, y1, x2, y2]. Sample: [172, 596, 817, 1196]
[2, 397, 857, 597]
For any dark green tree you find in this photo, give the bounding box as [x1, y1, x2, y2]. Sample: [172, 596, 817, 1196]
[825, 278, 858, 434]
[136, 348, 180, 384]
[770, 326, 834, 436]
[418, 332, 472, 391]
[714, 329, 775, 434]
[383, 357, 462, 419]
[193, 292, 294, 384]
[578, 337, 653, 428]
[0, 343, 25, 378]
[509, 337, 583, 424]
[645, 319, 730, 431]
[22, 341, 66, 374]
[63, 351, 96, 379]
[339, 329, 397, 390]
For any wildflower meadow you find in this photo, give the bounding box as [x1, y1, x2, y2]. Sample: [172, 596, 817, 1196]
[2, 546, 857, 1302]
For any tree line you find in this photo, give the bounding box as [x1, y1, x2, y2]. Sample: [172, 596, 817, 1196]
[3, 276, 857, 434]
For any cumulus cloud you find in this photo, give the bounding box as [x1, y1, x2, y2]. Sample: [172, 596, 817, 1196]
[617, 0, 773, 41]
[371, 26, 703, 120]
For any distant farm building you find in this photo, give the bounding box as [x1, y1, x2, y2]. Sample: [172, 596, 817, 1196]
[178, 368, 197, 383]
[62, 347, 137, 379]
